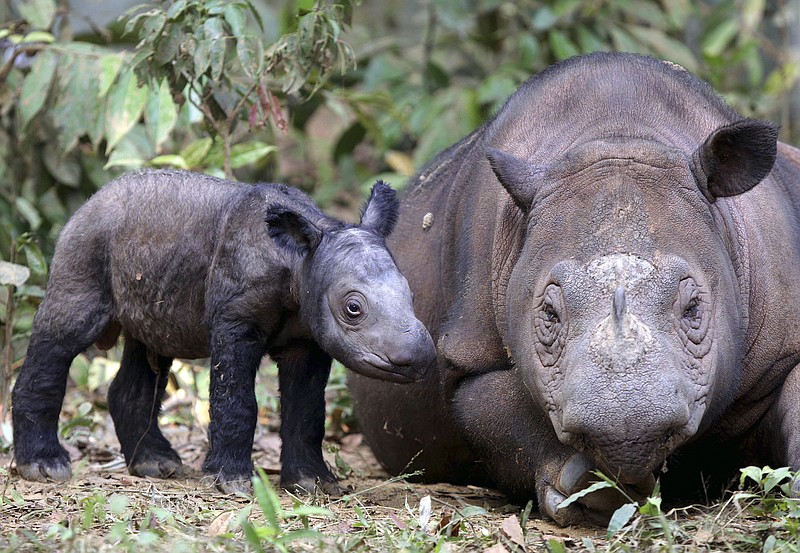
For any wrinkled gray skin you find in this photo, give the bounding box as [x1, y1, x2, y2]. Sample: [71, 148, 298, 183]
[12, 170, 435, 494]
[349, 53, 800, 525]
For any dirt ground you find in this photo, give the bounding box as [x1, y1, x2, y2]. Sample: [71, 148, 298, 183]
[0, 408, 600, 548]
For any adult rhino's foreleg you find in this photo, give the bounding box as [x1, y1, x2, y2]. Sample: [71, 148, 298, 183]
[273, 342, 338, 495]
[12, 296, 113, 482]
[452, 369, 646, 525]
[765, 363, 800, 494]
[109, 336, 180, 478]
[202, 320, 265, 493]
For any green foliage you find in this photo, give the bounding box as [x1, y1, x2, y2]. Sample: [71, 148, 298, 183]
[242, 468, 334, 552]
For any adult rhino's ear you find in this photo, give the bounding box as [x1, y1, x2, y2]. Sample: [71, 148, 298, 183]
[486, 148, 538, 211]
[360, 180, 399, 237]
[265, 205, 323, 256]
[691, 119, 778, 203]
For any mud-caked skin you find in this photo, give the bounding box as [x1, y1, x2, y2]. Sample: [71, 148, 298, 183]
[348, 52, 800, 525]
[12, 171, 435, 494]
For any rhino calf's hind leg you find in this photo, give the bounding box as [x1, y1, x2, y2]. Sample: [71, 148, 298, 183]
[275, 342, 339, 495]
[108, 336, 181, 478]
[12, 297, 113, 482]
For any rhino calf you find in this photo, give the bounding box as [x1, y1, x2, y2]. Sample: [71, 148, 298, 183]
[12, 169, 436, 493]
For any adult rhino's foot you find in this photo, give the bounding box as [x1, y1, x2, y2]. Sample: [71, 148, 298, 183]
[541, 453, 655, 526]
[16, 457, 72, 483]
[128, 449, 183, 479]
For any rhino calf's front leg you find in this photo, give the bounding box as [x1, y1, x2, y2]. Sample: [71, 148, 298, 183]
[202, 321, 265, 492]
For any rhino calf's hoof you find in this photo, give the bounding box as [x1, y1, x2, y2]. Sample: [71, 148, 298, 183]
[128, 454, 183, 479]
[283, 474, 342, 497]
[216, 477, 253, 495]
[16, 460, 72, 483]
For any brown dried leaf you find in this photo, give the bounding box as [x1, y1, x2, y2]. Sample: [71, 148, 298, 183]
[484, 544, 509, 553]
[206, 511, 235, 536]
[388, 512, 407, 530]
[501, 514, 525, 548]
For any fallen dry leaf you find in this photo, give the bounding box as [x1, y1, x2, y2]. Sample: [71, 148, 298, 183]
[484, 543, 509, 553]
[206, 511, 235, 536]
[501, 514, 525, 548]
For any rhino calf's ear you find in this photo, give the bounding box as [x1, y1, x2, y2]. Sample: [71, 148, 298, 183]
[486, 148, 538, 211]
[691, 119, 779, 203]
[360, 180, 399, 237]
[265, 206, 323, 256]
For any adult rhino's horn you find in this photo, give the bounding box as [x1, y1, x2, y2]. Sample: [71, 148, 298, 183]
[691, 119, 779, 203]
[486, 148, 539, 212]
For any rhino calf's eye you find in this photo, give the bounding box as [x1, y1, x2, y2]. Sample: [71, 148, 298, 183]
[346, 299, 363, 318]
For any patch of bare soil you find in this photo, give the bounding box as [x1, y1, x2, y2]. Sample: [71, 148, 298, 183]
[0, 395, 598, 549]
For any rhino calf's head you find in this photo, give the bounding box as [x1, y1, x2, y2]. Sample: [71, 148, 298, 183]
[266, 181, 436, 382]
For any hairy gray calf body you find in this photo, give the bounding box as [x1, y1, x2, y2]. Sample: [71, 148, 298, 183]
[349, 52, 800, 525]
[13, 170, 435, 492]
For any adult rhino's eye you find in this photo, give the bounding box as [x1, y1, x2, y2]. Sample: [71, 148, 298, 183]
[534, 284, 567, 366]
[682, 297, 700, 321]
[675, 277, 711, 357]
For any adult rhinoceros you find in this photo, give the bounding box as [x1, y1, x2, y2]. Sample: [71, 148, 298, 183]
[348, 52, 800, 525]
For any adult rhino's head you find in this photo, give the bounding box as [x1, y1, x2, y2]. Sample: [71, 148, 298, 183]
[266, 180, 436, 383]
[487, 119, 778, 487]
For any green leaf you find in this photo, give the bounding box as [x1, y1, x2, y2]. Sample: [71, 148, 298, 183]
[459, 505, 489, 518]
[144, 79, 178, 150]
[104, 126, 153, 169]
[15, 197, 43, 230]
[638, 495, 663, 516]
[105, 71, 149, 151]
[166, 0, 188, 20]
[223, 4, 247, 37]
[627, 26, 698, 72]
[98, 54, 124, 99]
[531, 6, 558, 31]
[237, 36, 263, 77]
[154, 23, 182, 66]
[17, 0, 57, 29]
[740, 466, 764, 488]
[285, 505, 333, 518]
[52, 56, 102, 152]
[204, 17, 227, 81]
[763, 467, 793, 494]
[575, 26, 605, 53]
[20, 242, 47, 277]
[252, 469, 281, 531]
[557, 480, 613, 510]
[548, 29, 579, 60]
[19, 50, 58, 130]
[702, 19, 738, 58]
[607, 502, 637, 537]
[609, 26, 643, 54]
[180, 137, 214, 168]
[20, 31, 55, 43]
[742, 0, 765, 34]
[0, 261, 30, 287]
[147, 155, 188, 169]
[229, 142, 277, 169]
